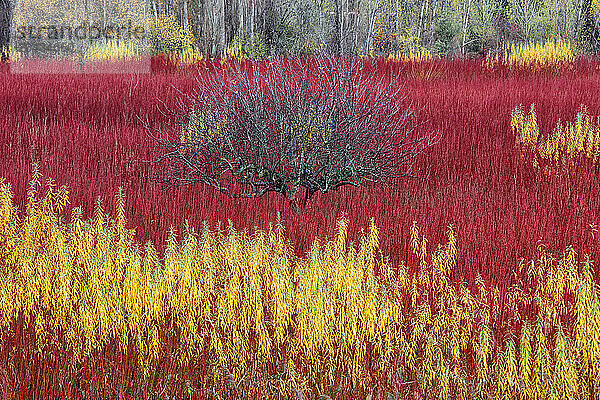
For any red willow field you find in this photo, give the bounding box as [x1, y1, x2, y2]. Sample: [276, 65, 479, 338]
[2, 57, 600, 398]
[2, 59, 600, 288]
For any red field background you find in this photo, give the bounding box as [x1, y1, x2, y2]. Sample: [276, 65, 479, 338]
[1, 58, 600, 295]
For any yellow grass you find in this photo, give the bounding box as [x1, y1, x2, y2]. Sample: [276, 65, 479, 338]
[83, 40, 148, 62]
[388, 46, 434, 63]
[484, 39, 576, 72]
[1, 169, 600, 398]
[512, 103, 600, 169]
[505, 39, 575, 71]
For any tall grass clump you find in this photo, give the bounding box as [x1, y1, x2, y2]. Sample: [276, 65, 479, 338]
[221, 34, 267, 60]
[504, 39, 576, 71]
[512, 103, 600, 169]
[386, 50, 444, 81]
[2, 172, 600, 398]
[388, 46, 434, 63]
[83, 40, 148, 62]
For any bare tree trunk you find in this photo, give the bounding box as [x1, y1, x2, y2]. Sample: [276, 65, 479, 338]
[320, 2, 324, 50]
[552, 0, 560, 38]
[238, 0, 244, 38]
[263, 0, 275, 53]
[396, 0, 399, 37]
[594, 7, 600, 40]
[250, 0, 255, 37]
[102, 0, 106, 30]
[341, 0, 346, 54]
[221, 0, 226, 48]
[461, 0, 472, 56]
[183, 0, 188, 32]
[576, 0, 583, 40]
[152, 0, 158, 20]
[211, 0, 218, 54]
[0, 0, 9, 59]
[347, 0, 358, 54]
[333, 0, 342, 55]
[430, 1, 437, 47]
[418, 0, 426, 41]
[365, 0, 379, 55]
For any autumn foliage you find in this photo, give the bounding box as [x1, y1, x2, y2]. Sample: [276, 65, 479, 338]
[1, 57, 600, 398]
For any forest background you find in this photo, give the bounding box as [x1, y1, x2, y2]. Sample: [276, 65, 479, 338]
[0, 0, 598, 60]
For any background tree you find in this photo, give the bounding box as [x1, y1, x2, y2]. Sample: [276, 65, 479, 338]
[0, 0, 9, 61]
[1, 0, 598, 58]
[579, 0, 600, 54]
[148, 56, 436, 207]
[468, 0, 500, 55]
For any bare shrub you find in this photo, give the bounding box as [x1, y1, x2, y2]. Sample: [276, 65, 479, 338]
[148, 56, 437, 207]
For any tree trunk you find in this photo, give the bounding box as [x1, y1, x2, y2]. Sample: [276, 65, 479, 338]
[396, 0, 399, 38]
[581, 0, 600, 54]
[347, 0, 358, 54]
[418, 0, 425, 41]
[461, 0, 472, 56]
[333, 0, 342, 55]
[183, 0, 188, 32]
[430, 1, 437, 47]
[1, 0, 10, 60]
[576, 0, 583, 41]
[365, 1, 379, 55]
[221, 0, 226, 48]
